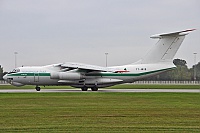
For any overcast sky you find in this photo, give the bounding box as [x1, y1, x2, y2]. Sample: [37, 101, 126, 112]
[0, 0, 199, 71]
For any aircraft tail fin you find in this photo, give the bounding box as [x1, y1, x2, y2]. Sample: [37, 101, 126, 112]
[136, 29, 195, 64]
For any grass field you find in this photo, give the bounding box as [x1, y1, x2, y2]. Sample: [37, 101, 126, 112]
[0, 93, 199, 132]
[0, 84, 200, 89]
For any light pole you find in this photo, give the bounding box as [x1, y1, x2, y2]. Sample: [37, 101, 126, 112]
[105, 53, 108, 67]
[14, 52, 18, 68]
[193, 52, 197, 81]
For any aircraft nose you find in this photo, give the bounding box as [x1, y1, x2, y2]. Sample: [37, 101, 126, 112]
[3, 74, 8, 81]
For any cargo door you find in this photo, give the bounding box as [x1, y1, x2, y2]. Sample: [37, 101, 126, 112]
[34, 73, 39, 82]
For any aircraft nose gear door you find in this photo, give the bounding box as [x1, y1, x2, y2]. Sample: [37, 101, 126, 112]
[34, 73, 39, 82]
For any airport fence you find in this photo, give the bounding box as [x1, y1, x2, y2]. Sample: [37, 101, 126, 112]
[0, 80, 200, 85]
[133, 80, 200, 85]
[0, 80, 8, 85]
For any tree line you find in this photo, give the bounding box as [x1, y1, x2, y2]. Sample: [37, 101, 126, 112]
[0, 59, 200, 81]
[0, 65, 5, 80]
[146, 59, 200, 81]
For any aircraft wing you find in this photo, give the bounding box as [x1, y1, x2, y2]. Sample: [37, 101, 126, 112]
[60, 62, 116, 72]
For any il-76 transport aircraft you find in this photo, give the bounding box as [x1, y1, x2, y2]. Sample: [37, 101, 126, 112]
[3, 29, 195, 91]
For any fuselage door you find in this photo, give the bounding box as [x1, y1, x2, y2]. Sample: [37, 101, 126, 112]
[34, 73, 39, 82]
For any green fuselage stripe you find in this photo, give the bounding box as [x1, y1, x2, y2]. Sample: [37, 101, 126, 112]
[8, 73, 51, 76]
[7, 67, 175, 77]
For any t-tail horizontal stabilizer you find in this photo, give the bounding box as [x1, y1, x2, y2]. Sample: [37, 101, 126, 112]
[151, 29, 196, 38]
[138, 29, 196, 64]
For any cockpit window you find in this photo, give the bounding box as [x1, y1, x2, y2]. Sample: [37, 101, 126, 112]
[8, 68, 20, 74]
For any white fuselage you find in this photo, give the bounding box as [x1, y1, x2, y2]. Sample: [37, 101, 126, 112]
[4, 62, 175, 88]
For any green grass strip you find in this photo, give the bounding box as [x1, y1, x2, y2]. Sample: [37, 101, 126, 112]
[0, 93, 199, 132]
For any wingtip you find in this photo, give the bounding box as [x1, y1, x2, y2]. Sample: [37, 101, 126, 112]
[182, 29, 196, 32]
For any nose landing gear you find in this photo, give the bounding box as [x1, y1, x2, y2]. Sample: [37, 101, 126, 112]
[35, 86, 41, 91]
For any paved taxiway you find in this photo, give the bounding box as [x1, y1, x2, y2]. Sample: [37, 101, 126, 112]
[0, 89, 199, 93]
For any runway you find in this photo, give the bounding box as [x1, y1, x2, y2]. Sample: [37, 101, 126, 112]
[0, 89, 199, 93]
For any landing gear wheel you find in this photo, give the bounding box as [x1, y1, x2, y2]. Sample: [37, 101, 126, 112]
[35, 86, 41, 91]
[91, 87, 98, 91]
[81, 86, 88, 91]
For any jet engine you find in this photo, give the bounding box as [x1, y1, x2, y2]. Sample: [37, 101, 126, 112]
[50, 72, 84, 80]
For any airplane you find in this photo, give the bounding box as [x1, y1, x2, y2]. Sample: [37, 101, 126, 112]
[3, 29, 195, 91]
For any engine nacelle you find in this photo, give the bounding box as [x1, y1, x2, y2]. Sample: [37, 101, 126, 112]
[50, 72, 83, 80]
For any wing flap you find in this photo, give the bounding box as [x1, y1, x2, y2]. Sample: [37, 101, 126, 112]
[61, 62, 116, 72]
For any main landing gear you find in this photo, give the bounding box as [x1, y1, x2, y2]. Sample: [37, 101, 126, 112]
[81, 86, 88, 91]
[91, 86, 98, 91]
[81, 86, 98, 91]
[35, 86, 41, 91]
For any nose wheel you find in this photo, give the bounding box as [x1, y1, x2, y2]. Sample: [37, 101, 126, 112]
[35, 86, 41, 91]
